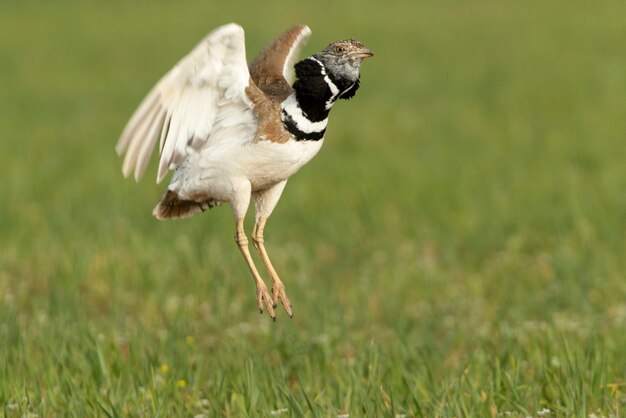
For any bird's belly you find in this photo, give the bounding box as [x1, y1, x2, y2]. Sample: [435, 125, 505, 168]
[170, 137, 324, 201]
[245, 138, 324, 191]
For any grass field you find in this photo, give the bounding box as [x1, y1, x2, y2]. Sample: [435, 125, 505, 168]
[1, 0, 625, 416]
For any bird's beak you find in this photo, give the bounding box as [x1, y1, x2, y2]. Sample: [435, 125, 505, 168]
[352, 47, 374, 59]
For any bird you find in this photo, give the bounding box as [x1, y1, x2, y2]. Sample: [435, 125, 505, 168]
[115, 23, 373, 320]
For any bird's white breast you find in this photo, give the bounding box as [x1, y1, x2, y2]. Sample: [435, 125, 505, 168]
[243, 137, 325, 191]
[170, 133, 324, 201]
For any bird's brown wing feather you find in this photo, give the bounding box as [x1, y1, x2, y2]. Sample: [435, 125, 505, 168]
[248, 24, 311, 100]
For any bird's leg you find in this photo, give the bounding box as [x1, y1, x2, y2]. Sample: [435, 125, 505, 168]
[252, 218, 292, 317]
[234, 218, 275, 319]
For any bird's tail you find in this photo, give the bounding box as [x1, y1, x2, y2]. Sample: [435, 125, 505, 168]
[153, 190, 221, 220]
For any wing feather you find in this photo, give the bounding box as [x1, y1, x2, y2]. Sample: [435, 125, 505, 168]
[281, 25, 312, 83]
[248, 24, 311, 96]
[135, 108, 166, 180]
[116, 23, 253, 183]
[122, 101, 160, 178]
[116, 89, 160, 155]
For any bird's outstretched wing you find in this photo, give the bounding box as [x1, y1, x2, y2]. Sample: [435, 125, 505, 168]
[248, 24, 311, 98]
[115, 23, 252, 183]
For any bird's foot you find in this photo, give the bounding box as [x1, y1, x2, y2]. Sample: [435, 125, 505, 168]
[272, 282, 293, 318]
[256, 282, 276, 320]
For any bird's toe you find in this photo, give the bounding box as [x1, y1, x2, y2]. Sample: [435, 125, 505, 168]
[256, 284, 276, 319]
[272, 283, 293, 318]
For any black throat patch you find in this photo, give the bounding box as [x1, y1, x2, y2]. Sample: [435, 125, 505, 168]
[292, 58, 334, 122]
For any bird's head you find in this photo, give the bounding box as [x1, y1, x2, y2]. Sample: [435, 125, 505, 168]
[314, 39, 373, 83]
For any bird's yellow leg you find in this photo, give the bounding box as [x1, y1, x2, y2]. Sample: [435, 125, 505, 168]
[235, 219, 275, 319]
[252, 218, 293, 317]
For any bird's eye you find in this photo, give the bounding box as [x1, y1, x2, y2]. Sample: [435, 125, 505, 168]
[335, 46, 345, 54]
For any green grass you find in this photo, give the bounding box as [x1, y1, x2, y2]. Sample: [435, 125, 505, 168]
[1, 0, 626, 416]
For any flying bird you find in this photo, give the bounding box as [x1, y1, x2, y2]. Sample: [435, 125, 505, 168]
[116, 23, 373, 320]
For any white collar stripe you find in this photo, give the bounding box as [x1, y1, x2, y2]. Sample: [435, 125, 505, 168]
[281, 95, 328, 134]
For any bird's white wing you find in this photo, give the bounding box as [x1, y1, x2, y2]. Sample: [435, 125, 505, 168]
[115, 23, 252, 183]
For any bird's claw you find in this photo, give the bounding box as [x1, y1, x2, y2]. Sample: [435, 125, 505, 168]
[257, 283, 275, 320]
[272, 282, 293, 318]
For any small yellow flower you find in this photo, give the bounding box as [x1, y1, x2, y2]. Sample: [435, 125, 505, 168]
[177, 379, 187, 388]
[606, 383, 620, 396]
[160, 364, 169, 374]
[186, 336, 195, 346]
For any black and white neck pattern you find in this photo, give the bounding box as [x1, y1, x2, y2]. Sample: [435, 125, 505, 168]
[281, 57, 360, 141]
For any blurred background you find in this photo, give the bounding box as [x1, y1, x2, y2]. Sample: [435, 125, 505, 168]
[1, 0, 625, 416]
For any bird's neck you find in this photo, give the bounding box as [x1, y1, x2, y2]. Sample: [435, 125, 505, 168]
[281, 57, 360, 141]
